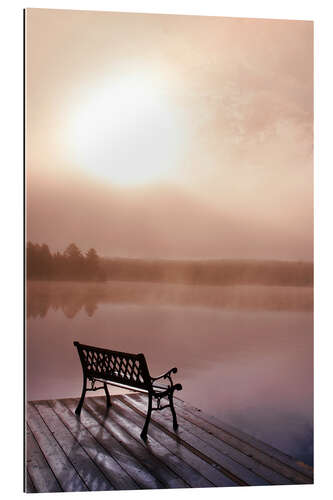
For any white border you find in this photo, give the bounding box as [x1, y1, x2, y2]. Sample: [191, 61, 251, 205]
[1, 1, 331, 499]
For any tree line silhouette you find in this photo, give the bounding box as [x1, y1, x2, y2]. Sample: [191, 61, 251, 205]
[27, 242, 106, 281]
[27, 241, 313, 287]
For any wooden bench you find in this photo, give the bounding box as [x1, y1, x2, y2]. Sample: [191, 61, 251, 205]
[73, 341, 182, 440]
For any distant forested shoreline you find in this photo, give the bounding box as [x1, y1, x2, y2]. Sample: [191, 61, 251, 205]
[102, 257, 313, 287]
[27, 242, 107, 281]
[26, 242, 313, 287]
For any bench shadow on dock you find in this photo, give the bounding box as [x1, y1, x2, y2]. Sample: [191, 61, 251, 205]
[25, 393, 313, 493]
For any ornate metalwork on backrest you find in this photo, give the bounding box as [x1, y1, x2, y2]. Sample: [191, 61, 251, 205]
[74, 341, 151, 390]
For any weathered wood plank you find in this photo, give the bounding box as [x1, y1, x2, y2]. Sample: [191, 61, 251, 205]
[50, 399, 138, 490]
[115, 396, 238, 488]
[125, 394, 270, 487]
[27, 402, 88, 492]
[137, 396, 294, 485]
[173, 398, 312, 484]
[174, 397, 313, 481]
[64, 398, 160, 490]
[34, 400, 113, 492]
[26, 424, 62, 493]
[91, 396, 215, 489]
[84, 397, 188, 489]
[25, 470, 37, 493]
[27, 394, 312, 492]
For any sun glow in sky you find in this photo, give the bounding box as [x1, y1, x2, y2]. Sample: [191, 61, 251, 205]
[26, 9, 313, 260]
[70, 73, 189, 185]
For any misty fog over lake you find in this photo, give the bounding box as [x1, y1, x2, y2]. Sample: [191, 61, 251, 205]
[26, 280, 313, 466]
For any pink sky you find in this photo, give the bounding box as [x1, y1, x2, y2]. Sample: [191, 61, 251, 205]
[26, 9, 313, 260]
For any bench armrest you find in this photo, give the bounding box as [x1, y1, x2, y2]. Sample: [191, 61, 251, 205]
[151, 367, 182, 393]
[151, 367, 177, 382]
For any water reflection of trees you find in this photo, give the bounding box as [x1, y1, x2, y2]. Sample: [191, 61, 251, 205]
[27, 285, 99, 319]
[27, 281, 313, 319]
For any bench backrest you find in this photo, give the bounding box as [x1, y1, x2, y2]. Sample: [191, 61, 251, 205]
[74, 341, 152, 390]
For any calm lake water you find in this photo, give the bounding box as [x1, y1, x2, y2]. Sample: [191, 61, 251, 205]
[26, 280, 313, 466]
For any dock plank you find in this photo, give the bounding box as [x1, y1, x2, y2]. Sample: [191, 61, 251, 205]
[114, 396, 238, 488]
[84, 397, 188, 489]
[173, 398, 312, 484]
[34, 400, 113, 492]
[143, 396, 294, 485]
[27, 402, 88, 492]
[26, 395, 313, 493]
[123, 394, 270, 486]
[50, 399, 136, 490]
[174, 397, 313, 481]
[91, 396, 216, 488]
[25, 470, 37, 493]
[64, 398, 160, 490]
[26, 424, 62, 493]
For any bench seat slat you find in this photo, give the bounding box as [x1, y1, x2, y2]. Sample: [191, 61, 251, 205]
[91, 378, 149, 393]
[92, 377, 168, 394]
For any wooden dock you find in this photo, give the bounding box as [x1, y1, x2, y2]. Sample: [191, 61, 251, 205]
[25, 393, 313, 492]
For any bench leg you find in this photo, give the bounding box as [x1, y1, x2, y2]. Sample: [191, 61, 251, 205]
[104, 383, 111, 408]
[141, 393, 152, 441]
[169, 392, 178, 431]
[75, 376, 87, 415]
